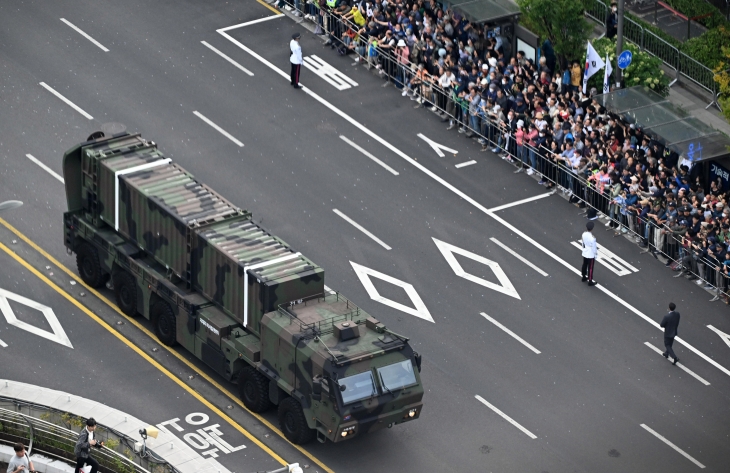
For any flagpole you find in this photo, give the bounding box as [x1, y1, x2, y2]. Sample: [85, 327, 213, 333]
[615, 0, 625, 88]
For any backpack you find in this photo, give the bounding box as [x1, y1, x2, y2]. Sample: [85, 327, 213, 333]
[562, 69, 570, 85]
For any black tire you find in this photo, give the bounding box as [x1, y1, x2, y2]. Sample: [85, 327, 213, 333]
[278, 397, 315, 445]
[151, 300, 177, 346]
[238, 367, 273, 413]
[76, 243, 107, 288]
[113, 271, 138, 316]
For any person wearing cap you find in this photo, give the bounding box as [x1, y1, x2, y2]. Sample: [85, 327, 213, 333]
[581, 221, 598, 286]
[290, 32, 303, 89]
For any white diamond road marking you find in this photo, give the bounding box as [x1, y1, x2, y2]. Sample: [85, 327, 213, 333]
[302, 55, 358, 90]
[417, 133, 458, 158]
[570, 240, 639, 277]
[0, 288, 73, 348]
[433, 238, 520, 300]
[349, 261, 434, 323]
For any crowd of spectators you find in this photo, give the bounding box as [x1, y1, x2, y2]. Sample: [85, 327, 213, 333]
[285, 0, 730, 303]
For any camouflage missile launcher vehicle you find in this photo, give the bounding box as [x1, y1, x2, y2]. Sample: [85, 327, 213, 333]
[62, 131, 424, 444]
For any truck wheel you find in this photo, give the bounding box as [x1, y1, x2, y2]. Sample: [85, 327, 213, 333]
[238, 367, 272, 413]
[76, 243, 107, 288]
[113, 271, 138, 316]
[278, 397, 315, 445]
[151, 301, 177, 346]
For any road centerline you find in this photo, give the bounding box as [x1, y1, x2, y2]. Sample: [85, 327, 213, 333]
[201, 41, 254, 76]
[39, 82, 93, 120]
[643, 342, 710, 385]
[60, 18, 109, 52]
[489, 238, 548, 277]
[339, 136, 399, 175]
[25, 154, 65, 184]
[480, 312, 541, 354]
[333, 209, 391, 250]
[474, 395, 537, 439]
[640, 424, 705, 468]
[193, 111, 244, 147]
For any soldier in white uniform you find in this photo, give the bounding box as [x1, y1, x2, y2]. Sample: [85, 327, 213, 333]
[290, 32, 303, 89]
[581, 220, 598, 286]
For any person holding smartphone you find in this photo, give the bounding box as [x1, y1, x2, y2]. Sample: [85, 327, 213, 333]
[74, 418, 103, 473]
[7, 443, 34, 473]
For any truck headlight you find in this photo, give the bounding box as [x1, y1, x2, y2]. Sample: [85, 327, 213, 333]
[407, 409, 417, 418]
[341, 431, 348, 437]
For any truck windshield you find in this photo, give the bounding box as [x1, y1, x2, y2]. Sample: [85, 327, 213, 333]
[377, 360, 417, 391]
[338, 371, 376, 405]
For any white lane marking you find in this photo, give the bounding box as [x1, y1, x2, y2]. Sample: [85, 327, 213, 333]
[416, 133, 458, 158]
[323, 285, 336, 294]
[433, 238, 520, 299]
[475, 395, 537, 439]
[488, 193, 552, 212]
[350, 261, 434, 323]
[333, 209, 391, 250]
[60, 18, 109, 52]
[0, 339, 7, 348]
[707, 325, 730, 349]
[570, 241, 639, 277]
[643, 342, 710, 386]
[39, 82, 93, 120]
[218, 14, 285, 31]
[0, 288, 73, 348]
[26, 154, 64, 184]
[489, 238, 548, 277]
[640, 424, 705, 469]
[481, 312, 541, 354]
[339, 136, 399, 175]
[201, 41, 254, 76]
[218, 21, 730, 379]
[455, 160, 476, 169]
[303, 55, 358, 90]
[193, 111, 244, 147]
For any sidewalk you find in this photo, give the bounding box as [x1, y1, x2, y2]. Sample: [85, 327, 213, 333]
[0, 380, 232, 473]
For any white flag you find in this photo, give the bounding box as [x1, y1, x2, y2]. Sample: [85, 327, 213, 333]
[582, 42, 605, 94]
[603, 53, 613, 94]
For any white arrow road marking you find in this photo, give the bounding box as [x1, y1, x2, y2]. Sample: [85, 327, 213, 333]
[350, 262, 434, 323]
[302, 55, 358, 90]
[417, 133, 458, 158]
[570, 241, 639, 277]
[707, 325, 730, 349]
[0, 288, 73, 348]
[643, 342, 710, 386]
[433, 238, 520, 299]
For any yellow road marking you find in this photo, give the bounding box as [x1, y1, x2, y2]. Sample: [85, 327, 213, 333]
[0, 217, 335, 473]
[257, 0, 281, 15]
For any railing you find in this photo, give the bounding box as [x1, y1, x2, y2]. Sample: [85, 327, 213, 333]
[0, 399, 174, 473]
[582, 0, 721, 109]
[278, 292, 364, 333]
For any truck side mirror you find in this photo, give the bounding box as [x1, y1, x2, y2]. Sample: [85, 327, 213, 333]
[312, 376, 322, 402]
[414, 352, 422, 373]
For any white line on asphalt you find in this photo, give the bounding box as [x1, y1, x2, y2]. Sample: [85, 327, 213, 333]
[489, 238, 548, 277]
[488, 193, 552, 212]
[640, 424, 705, 468]
[218, 20, 730, 379]
[455, 160, 476, 169]
[26, 154, 64, 184]
[39, 82, 93, 120]
[323, 285, 336, 294]
[333, 209, 391, 250]
[474, 395, 537, 439]
[60, 18, 109, 52]
[0, 339, 7, 348]
[193, 111, 244, 147]
[480, 312, 541, 354]
[339, 136, 399, 175]
[643, 342, 710, 386]
[201, 41, 254, 76]
[218, 14, 285, 32]
[706, 325, 730, 348]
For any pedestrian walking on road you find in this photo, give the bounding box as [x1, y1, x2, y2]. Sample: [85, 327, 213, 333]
[581, 221, 598, 286]
[290, 32, 303, 89]
[660, 302, 681, 365]
[74, 417, 103, 473]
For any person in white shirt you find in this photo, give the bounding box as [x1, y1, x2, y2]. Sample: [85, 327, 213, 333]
[7, 443, 34, 473]
[290, 32, 303, 89]
[581, 221, 598, 286]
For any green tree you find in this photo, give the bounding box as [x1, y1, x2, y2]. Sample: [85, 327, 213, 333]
[516, 0, 592, 66]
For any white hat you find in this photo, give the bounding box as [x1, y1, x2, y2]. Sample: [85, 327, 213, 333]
[488, 57, 497, 67]
[482, 64, 489, 70]
[481, 78, 488, 85]
[516, 119, 524, 128]
[398, 39, 406, 47]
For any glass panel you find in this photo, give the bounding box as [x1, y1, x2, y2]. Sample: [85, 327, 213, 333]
[339, 371, 376, 405]
[377, 360, 418, 391]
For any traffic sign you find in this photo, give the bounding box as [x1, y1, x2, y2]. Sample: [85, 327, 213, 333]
[618, 50, 632, 70]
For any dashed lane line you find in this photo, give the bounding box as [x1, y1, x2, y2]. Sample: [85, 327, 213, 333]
[480, 312, 541, 354]
[475, 395, 537, 439]
[26, 154, 65, 184]
[333, 209, 391, 250]
[643, 342, 710, 386]
[339, 135, 399, 175]
[193, 111, 244, 147]
[454, 160, 476, 168]
[489, 237, 548, 277]
[640, 424, 705, 469]
[60, 18, 109, 52]
[39, 82, 93, 120]
[201, 41, 254, 76]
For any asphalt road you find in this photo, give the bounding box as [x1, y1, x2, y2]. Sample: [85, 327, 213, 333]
[1, 1, 730, 472]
